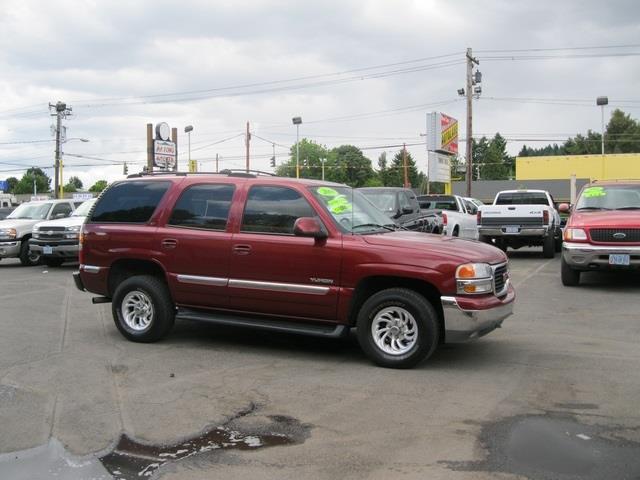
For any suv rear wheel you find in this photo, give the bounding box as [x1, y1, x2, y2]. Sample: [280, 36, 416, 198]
[356, 288, 439, 369]
[112, 275, 175, 342]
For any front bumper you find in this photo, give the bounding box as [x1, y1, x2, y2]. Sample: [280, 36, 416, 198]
[29, 239, 79, 258]
[563, 241, 640, 270]
[441, 286, 515, 343]
[0, 241, 20, 258]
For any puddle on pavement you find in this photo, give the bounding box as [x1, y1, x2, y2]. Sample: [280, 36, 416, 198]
[442, 413, 640, 480]
[0, 413, 310, 480]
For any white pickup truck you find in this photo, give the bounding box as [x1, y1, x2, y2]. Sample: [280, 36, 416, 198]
[477, 189, 562, 258]
[416, 194, 479, 239]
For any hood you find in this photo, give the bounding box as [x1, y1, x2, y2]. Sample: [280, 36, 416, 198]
[0, 218, 41, 230]
[33, 216, 85, 229]
[569, 210, 640, 228]
[362, 231, 507, 265]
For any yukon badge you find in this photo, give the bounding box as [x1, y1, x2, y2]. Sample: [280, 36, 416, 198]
[310, 277, 334, 285]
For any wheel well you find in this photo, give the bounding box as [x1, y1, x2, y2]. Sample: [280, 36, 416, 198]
[108, 259, 167, 297]
[349, 276, 444, 339]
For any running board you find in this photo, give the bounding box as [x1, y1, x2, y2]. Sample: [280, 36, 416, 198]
[176, 307, 349, 339]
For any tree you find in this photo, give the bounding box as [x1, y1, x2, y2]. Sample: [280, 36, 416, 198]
[89, 180, 108, 193]
[5, 177, 18, 193]
[473, 133, 514, 180]
[385, 150, 424, 188]
[13, 168, 51, 194]
[377, 152, 391, 186]
[68, 176, 83, 190]
[328, 145, 375, 187]
[276, 138, 329, 179]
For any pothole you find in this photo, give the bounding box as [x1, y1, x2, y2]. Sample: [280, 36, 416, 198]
[0, 412, 311, 480]
[442, 413, 640, 480]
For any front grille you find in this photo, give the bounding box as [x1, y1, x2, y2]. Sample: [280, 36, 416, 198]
[493, 263, 508, 295]
[481, 217, 543, 226]
[36, 226, 66, 241]
[590, 228, 640, 243]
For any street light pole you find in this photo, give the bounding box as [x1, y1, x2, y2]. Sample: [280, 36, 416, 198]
[596, 96, 608, 156]
[184, 125, 193, 171]
[292, 116, 302, 178]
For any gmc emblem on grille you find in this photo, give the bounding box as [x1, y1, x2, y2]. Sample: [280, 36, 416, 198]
[613, 232, 627, 239]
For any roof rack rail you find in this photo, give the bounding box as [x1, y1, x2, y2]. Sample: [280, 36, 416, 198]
[127, 171, 187, 178]
[126, 169, 277, 179]
[219, 169, 276, 178]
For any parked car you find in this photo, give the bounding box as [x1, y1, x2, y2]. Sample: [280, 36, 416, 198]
[0, 207, 15, 220]
[74, 172, 515, 369]
[0, 199, 76, 265]
[560, 180, 640, 286]
[358, 187, 437, 233]
[417, 194, 478, 239]
[477, 189, 562, 258]
[29, 198, 97, 267]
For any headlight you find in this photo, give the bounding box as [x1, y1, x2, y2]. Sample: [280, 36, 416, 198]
[0, 228, 17, 239]
[67, 225, 81, 232]
[456, 262, 493, 294]
[65, 225, 80, 239]
[564, 228, 587, 241]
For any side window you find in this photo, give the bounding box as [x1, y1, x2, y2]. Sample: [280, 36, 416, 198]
[168, 184, 235, 230]
[464, 200, 477, 215]
[241, 186, 315, 235]
[51, 203, 72, 218]
[399, 193, 412, 212]
[90, 181, 171, 223]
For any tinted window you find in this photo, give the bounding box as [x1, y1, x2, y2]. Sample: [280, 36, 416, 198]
[417, 196, 458, 211]
[495, 193, 549, 205]
[51, 203, 73, 218]
[168, 184, 235, 230]
[241, 186, 315, 234]
[91, 181, 171, 223]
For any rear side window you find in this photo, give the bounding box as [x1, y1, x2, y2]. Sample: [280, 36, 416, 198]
[90, 181, 171, 223]
[241, 185, 315, 234]
[495, 193, 549, 205]
[168, 184, 235, 230]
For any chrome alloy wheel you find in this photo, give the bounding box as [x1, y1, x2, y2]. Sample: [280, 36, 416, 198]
[371, 306, 418, 355]
[121, 290, 154, 331]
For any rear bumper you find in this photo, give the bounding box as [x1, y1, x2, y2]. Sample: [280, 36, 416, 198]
[563, 242, 640, 270]
[441, 286, 515, 343]
[73, 271, 85, 291]
[478, 226, 548, 237]
[0, 241, 20, 258]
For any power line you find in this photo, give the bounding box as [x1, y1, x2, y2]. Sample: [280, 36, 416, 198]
[476, 43, 640, 53]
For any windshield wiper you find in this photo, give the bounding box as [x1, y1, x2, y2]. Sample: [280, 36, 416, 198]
[615, 206, 640, 210]
[576, 207, 610, 211]
[352, 223, 397, 232]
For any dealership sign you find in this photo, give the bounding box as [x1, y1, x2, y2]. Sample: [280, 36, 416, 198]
[426, 112, 458, 155]
[154, 140, 177, 169]
[427, 151, 451, 183]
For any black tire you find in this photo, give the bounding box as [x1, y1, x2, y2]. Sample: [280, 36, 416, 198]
[555, 237, 563, 253]
[542, 234, 555, 258]
[19, 240, 40, 266]
[561, 257, 580, 286]
[112, 275, 175, 342]
[44, 258, 64, 267]
[452, 227, 459, 237]
[356, 288, 439, 369]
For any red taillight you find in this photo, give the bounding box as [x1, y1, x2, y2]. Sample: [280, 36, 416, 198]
[78, 226, 84, 264]
[442, 213, 448, 225]
[477, 211, 482, 225]
[543, 210, 549, 225]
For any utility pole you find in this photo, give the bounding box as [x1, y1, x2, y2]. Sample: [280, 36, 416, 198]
[49, 101, 72, 199]
[245, 121, 251, 172]
[402, 144, 409, 188]
[465, 48, 479, 197]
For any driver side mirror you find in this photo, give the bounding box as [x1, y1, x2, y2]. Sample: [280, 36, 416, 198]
[401, 206, 413, 214]
[558, 203, 571, 213]
[293, 217, 327, 240]
[53, 213, 69, 219]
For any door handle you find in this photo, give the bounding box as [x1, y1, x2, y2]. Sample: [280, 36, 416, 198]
[161, 238, 178, 249]
[233, 244, 252, 255]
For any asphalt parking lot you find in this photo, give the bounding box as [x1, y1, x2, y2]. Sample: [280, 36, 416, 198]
[1, 252, 639, 480]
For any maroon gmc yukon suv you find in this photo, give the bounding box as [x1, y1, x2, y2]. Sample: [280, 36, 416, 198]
[74, 171, 515, 368]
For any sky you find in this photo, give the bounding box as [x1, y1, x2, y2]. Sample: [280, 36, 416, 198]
[0, 0, 639, 190]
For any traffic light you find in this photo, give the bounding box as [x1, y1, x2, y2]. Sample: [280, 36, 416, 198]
[270, 156, 276, 168]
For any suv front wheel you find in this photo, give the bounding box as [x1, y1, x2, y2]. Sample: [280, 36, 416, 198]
[112, 275, 175, 342]
[356, 288, 439, 369]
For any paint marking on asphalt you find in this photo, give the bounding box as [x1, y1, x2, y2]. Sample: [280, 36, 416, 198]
[512, 258, 555, 288]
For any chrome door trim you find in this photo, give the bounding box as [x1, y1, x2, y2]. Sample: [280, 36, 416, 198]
[228, 279, 330, 295]
[177, 274, 228, 287]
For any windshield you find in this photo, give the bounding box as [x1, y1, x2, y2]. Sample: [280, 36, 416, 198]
[359, 191, 396, 213]
[575, 185, 640, 210]
[71, 198, 97, 217]
[7, 202, 52, 220]
[309, 186, 397, 234]
[418, 196, 458, 211]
